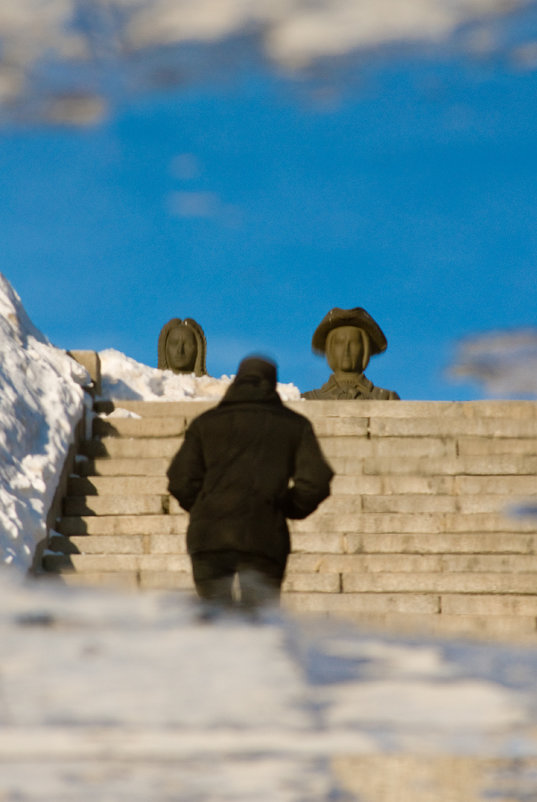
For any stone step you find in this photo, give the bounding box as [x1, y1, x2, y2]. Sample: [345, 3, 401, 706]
[290, 511, 537, 534]
[81, 437, 182, 459]
[99, 398, 537, 419]
[48, 534, 147, 554]
[282, 591, 537, 617]
[93, 416, 188, 439]
[287, 552, 537, 573]
[43, 553, 192, 573]
[57, 515, 188, 537]
[68, 476, 169, 496]
[63, 495, 170, 517]
[341, 572, 537, 594]
[77, 457, 170, 477]
[332, 455, 537, 476]
[369, 417, 537, 438]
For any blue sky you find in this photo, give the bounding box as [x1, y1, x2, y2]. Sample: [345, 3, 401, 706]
[2, 52, 537, 399]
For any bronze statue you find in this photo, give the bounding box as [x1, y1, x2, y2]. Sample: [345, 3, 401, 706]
[302, 307, 399, 400]
[158, 318, 207, 375]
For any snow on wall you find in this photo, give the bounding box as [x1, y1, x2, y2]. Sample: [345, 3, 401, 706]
[0, 273, 88, 570]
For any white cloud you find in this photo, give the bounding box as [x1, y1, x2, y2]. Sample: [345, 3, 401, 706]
[449, 328, 537, 398]
[0, 0, 533, 122]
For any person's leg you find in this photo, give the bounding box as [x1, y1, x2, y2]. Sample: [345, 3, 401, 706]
[190, 551, 236, 607]
[237, 553, 286, 610]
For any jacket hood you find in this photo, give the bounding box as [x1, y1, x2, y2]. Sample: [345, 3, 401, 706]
[220, 356, 281, 405]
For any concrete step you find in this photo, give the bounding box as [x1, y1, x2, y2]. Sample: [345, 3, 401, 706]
[48, 534, 147, 555]
[369, 416, 537, 438]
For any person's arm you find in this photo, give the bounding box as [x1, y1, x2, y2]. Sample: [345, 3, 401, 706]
[282, 421, 334, 519]
[167, 422, 205, 512]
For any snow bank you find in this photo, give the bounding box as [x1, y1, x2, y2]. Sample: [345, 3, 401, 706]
[0, 274, 88, 570]
[98, 347, 301, 402]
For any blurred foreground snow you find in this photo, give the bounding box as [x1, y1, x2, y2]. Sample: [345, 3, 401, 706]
[1, 568, 537, 800]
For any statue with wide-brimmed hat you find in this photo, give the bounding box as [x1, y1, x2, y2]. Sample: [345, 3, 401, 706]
[302, 307, 399, 400]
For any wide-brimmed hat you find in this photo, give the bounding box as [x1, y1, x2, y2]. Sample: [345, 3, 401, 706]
[311, 307, 388, 356]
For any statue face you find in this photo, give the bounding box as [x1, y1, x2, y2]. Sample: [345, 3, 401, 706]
[326, 326, 365, 374]
[165, 326, 197, 373]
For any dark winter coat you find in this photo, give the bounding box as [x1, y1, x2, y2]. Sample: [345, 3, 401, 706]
[167, 379, 333, 564]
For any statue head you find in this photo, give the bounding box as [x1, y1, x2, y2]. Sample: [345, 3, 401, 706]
[157, 318, 207, 375]
[312, 307, 388, 378]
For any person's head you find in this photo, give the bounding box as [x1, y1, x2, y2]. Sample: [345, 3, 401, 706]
[157, 318, 207, 375]
[234, 356, 277, 390]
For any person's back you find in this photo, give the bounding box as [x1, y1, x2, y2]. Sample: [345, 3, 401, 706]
[167, 356, 333, 612]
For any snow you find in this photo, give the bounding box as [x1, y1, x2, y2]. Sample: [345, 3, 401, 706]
[0, 274, 88, 571]
[98, 346, 301, 402]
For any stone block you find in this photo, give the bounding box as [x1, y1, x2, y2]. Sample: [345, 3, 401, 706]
[82, 437, 182, 459]
[49, 534, 145, 555]
[282, 573, 341, 592]
[60, 572, 139, 590]
[440, 554, 537, 572]
[68, 476, 169, 496]
[330, 475, 383, 494]
[343, 532, 537, 554]
[287, 553, 443, 573]
[81, 458, 169, 477]
[362, 494, 456, 513]
[370, 417, 537, 438]
[149, 534, 188, 554]
[441, 594, 537, 616]
[283, 592, 441, 615]
[317, 436, 371, 458]
[137, 554, 191, 571]
[454, 475, 537, 495]
[63, 495, 166, 517]
[342, 572, 537, 594]
[52, 553, 140, 572]
[291, 512, 447, 534]
[139, 571, 194, 591]
[93, 417, 187, 439]
[382, 475, 455, 494]
[57, 514, 188, 536]
[458, 437, 537, 456]
[289, 533, 345, 553]
[311, 417, 369, 437]
[69, 350, 101, 393]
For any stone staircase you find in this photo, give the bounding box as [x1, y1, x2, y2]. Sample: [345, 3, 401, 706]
[42, 398, 537, 640]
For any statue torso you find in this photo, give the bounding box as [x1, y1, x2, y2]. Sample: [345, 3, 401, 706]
[302, 373, 399, 400]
